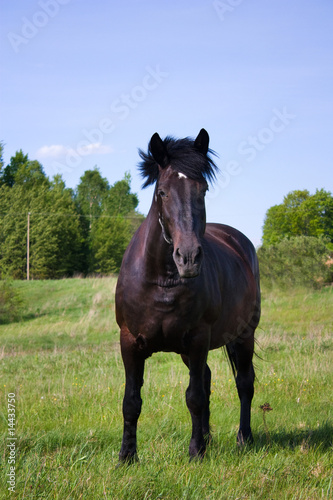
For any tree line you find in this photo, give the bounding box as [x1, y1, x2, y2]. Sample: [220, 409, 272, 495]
[258, 189, 333, 288]
[0, 144, 144, 279]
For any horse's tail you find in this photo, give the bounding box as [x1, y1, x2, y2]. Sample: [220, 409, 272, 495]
[225, 343, 237, 380]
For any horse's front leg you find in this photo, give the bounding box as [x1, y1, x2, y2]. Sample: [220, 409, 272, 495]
[185, 330, 210, 460]
[181, 355, 212, 445]
[118, 326, 145, 464]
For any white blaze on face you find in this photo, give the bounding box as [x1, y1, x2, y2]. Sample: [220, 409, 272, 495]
[178, 172, 187, 179]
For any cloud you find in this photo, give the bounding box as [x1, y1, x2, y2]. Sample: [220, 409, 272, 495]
[37, 145, 68, 158]
[36, 143, 113, 159]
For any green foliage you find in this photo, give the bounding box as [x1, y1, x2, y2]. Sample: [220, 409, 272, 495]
[75, 167, 110, 223]
[0, 145, 143, 278]
[90, 216, 133, 274]
[0, 141, 4, 173]
[28, 178, 84, 279]
[0, 150, 47, 189]
[14, 158, 48, 188]
[258, 235, 332, 289]
[0, 172, 83, 279]
[75, 168, 142, 274]
[262, 189, 333, 245]
[87, 174, 142, 274]
[0, 280, 24, 324]
[0, 149, 29, 187]
[105, 172, 139, 215]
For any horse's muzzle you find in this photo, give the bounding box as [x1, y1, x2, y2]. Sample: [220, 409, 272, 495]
[173, 245, 203, 278]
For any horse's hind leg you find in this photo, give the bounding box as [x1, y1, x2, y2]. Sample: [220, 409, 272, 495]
[227, 334, 255, 445]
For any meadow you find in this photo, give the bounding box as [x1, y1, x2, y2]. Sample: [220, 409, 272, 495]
[0, 278, 332, 499]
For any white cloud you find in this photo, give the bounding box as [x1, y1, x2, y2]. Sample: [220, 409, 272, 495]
[37, 145, 68, 158]
[36, 143, 113, 159]
[78, 143, 113, 155]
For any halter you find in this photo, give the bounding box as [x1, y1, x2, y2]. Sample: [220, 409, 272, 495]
[158, 214, 173, 245]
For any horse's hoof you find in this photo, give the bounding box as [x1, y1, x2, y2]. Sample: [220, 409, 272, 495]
[189, 446, 206, 462]
[116, 453, 139, 468]
[237, 430, 253, 447]
[189, 454, 204, 463]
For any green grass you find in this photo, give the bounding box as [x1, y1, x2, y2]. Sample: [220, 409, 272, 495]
[0, 279, 332, 499]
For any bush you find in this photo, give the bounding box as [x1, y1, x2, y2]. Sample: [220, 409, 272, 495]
[0, 280, 24, 323]
[257, 236, 332, 289]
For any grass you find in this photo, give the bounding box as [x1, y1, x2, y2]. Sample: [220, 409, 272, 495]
[0, 278, 332, 499]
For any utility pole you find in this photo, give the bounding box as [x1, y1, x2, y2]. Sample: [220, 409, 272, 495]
[27, 212, 30, 281]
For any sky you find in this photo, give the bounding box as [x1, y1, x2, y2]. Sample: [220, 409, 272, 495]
[1, 0, 332, 246]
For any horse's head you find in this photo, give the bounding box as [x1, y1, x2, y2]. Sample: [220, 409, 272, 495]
[139, 129, 218, 279]
[155, 163, 208, 278]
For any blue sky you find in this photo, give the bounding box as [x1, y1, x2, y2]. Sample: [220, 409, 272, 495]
[1, 0, 332, 246]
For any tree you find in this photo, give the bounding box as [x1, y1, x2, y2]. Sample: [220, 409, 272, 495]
[0, 153, 83, 279]
[75, 167, 110, 227]
[28, 177, 83, 278]
[15, 159, 48, 188]
[91, 216, 133, 274]
[0, 150, 29, 187]
[257, 236, 332, 288]
[262, 189, 333, 246]
[88, 172, 143, 274]
[0, 184, 27, 278]
[0, 280, 24, 324]
[105, 172, 139, 215]
[0, 142, 4, 174]
[74, 168, 111, 272]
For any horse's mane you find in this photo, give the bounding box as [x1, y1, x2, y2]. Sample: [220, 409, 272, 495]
[138, 136, 219, 188]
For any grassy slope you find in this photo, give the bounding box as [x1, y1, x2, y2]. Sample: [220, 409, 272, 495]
[0, 279, 332, 499]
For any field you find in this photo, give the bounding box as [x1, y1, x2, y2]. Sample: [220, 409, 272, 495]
[0, 278, 332, 499]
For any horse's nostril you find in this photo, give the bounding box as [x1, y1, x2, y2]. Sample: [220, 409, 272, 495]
[196, 246, 202, 260]
[174, 245, 202, 274]
[175, 248, 183, 265]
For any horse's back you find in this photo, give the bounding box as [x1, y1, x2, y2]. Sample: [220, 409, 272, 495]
[205, 223, 259, 280]
[203, 223, 261, 347]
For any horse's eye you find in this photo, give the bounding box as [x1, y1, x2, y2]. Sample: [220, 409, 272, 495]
[158, 190, 167, 199]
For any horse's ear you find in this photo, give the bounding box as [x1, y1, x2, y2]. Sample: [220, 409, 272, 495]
[194, 128, 209, 155]
[150, 133, 169, 168]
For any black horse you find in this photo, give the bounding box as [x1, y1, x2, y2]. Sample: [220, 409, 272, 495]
[115, 129, 261, 462]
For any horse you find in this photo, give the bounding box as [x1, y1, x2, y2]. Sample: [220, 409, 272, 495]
[115, 129, 261, 462]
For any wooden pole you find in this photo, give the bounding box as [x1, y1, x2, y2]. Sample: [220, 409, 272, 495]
[27, 212, 30, 281]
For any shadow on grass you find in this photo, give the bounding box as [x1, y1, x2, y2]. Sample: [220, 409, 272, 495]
[208, 421, 333, 456]
[255, 420, 333, 451]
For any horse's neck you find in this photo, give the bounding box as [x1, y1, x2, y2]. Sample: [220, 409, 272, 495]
[142, 202, 176, 282]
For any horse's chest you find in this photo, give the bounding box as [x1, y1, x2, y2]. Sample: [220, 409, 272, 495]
[124, 285, 202, 350]
[149, 286, 199, 328]
[152, 288, 178, 313]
